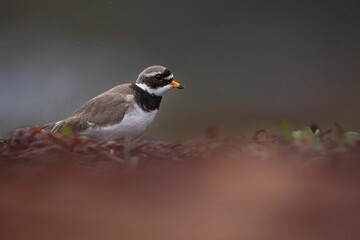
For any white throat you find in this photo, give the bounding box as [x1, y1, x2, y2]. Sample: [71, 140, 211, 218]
[136, 83, 172, 96]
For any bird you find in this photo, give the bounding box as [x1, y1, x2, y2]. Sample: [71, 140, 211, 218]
[44, 65, 184, 141]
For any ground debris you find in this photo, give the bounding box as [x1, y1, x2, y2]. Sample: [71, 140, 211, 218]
[1, 126, 359, 169]
[1, 127, 360, 240]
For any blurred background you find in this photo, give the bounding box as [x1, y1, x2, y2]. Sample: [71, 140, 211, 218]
[1, 0, 359, 139]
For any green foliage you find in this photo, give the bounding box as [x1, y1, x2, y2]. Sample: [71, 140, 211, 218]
[276, 120, 360, 148]
[275, 118, 293, 140]
[60, 126, 72, 137]
[291, 127, 323, 150]
[291, 127, 319, 141]
[344, 131, 360, 142]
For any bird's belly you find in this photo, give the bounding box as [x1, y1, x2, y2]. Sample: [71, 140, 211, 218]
[82, 107, 158, 141]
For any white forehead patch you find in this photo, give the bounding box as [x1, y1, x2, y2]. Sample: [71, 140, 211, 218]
[164, 73, 174, 80]
[143, 71, 162, 77]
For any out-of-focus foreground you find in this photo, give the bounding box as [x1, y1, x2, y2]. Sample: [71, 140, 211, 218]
[1, 127, 360, 240]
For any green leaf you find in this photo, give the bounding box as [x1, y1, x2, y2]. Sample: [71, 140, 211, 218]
[292, 127, 318, 141]
[276, 118, 293, 140]
[60, 126, 72, 137]
[344, 131, 360, 142]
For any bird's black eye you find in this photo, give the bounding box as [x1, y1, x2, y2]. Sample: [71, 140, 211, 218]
[155, 74, 162, 80]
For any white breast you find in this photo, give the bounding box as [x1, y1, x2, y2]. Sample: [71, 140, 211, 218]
[82, 104, 158, 141]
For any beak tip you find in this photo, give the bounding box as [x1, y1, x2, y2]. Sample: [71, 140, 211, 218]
[170, 80, 184, 89]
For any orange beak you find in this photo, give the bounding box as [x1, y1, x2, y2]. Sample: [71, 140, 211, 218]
[170, 80, 184, 89]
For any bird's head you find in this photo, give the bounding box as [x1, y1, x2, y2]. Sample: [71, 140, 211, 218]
[136, 65, 184, 96]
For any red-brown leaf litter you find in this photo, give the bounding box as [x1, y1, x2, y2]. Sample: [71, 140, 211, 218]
[1, 127, 360, 240]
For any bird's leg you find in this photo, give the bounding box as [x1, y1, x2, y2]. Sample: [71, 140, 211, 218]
[123, 137, 139, 168]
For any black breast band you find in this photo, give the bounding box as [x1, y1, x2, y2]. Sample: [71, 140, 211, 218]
[130, 84, 162, 112]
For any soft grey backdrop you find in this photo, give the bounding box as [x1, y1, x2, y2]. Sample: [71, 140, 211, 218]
[1, 0, 359, 139]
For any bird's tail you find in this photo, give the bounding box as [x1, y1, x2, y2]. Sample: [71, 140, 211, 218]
[43, 120, 67, 133]
[42, 122, 55, 131]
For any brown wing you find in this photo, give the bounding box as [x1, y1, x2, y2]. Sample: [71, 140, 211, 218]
[50, 85, 132, 133]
